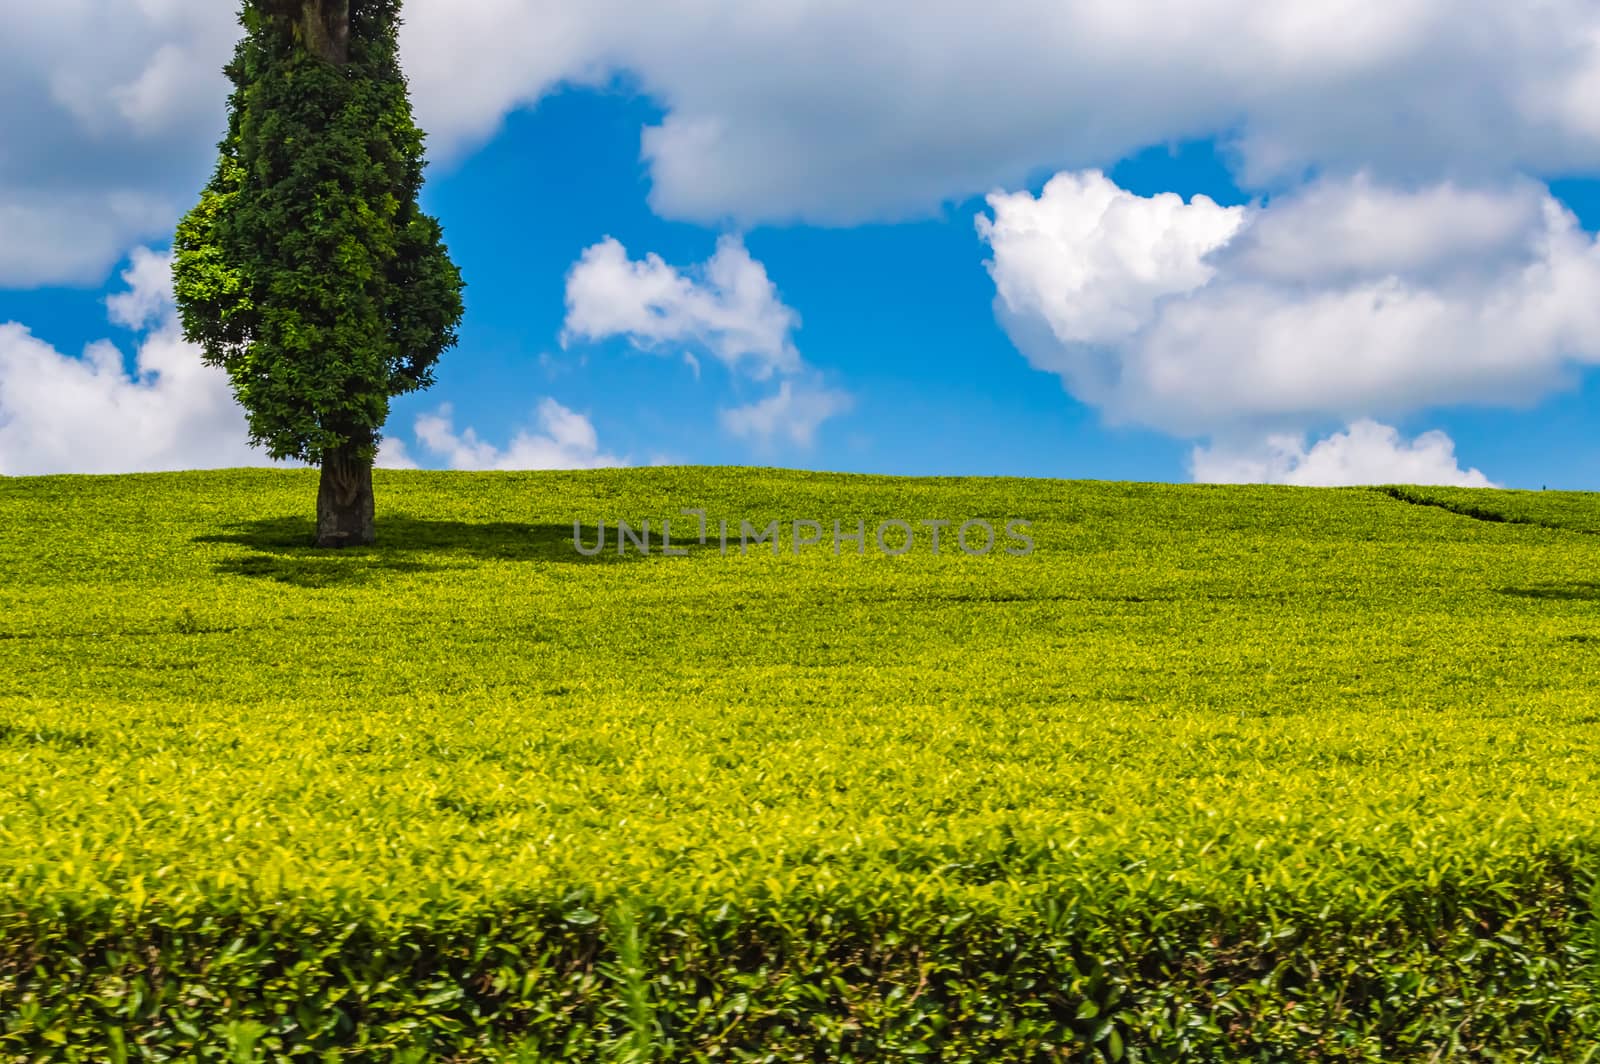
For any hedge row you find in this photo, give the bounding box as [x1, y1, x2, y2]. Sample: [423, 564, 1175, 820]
[3, 856, 1598, 1062]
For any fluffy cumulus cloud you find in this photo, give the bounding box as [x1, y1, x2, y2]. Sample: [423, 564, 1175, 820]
[410, 399, 625, 471]
[1192, 421, 1494, 488]
[562, 235, 800, 379]
[563, 236, 850, 447]
[0, 248, 269, 475]
[975, 170, 1250, 406]
[979, 169, 1600, 482]
[8, 1, 1600, 282]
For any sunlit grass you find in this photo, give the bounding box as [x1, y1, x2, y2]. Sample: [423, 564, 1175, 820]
[1, 469, 1598, 1060]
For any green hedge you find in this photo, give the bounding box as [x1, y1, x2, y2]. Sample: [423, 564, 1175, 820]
[7, 471, 1600, 1060]
[5, 858, 1598, 1062]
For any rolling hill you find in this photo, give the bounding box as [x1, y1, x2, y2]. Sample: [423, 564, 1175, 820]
[2, 468, 1599, 1060]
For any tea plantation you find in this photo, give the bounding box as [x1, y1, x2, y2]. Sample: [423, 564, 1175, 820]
[2, 467, 1600, 1061]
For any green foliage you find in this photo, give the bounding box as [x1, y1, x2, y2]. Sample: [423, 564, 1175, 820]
[3, 469, 1600, 1059]
[173, 1, 464, 464]
[1379, 485, 1600, 535]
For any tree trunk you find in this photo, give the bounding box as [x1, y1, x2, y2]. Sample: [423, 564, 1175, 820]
[317, 444, 375, 547]
[259, 0, 350, 63]
[303, 0, 350, 63]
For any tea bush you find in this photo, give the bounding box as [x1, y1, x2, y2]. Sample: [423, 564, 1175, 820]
[2, 468, 1599, 1060]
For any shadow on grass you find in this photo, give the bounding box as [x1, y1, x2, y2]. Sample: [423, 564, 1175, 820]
[196, 515, 706, 587]
[1499, 582, 1600, 603]
[0, 721, 97, 750]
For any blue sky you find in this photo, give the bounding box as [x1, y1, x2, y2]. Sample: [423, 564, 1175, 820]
[6, 2, 1600, 487]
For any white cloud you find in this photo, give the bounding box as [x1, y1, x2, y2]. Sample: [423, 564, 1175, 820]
[374, 434, 419, 470]
[978, 170, 1600, 446]
[9, 1, 1600, 283]
[562, 235, 852, 448]
[720, 379, 854, 448]
[0, 248, 269, 475]
[1219, 174, 1549, 286]
[1, 3, 237, 285]
[4, 3, 1595, 482]
[0, 192, 178, 289]
[976, 170, 1246, 401]
[562, 234, 801, 379]
[0, 247, 544, 478]
[395, 0, 1600, 226]
[105, 246, 179, 330]
[411, 399, 625, 471]
[1192, 420, 1495, 487]
[394, 0, 612, 158]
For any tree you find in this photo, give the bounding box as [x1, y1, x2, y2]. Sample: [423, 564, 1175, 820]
[174, 0, 464, 546]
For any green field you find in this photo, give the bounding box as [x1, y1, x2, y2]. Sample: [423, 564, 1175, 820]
[3, 468, 1600, 1061]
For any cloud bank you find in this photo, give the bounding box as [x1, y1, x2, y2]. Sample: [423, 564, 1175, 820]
[978, 170, 1600, 483]
[8, 2, 1600, 283]
[1192, 421, 1494, 487]
[0, 3, 238, 285]
[397, 0, 1600, 225]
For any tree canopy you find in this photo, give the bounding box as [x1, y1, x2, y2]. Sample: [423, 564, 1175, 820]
[174, 0, 463, 544]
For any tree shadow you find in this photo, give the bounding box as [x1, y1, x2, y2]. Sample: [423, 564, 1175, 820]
[1498, 582, 1600, 603]
[195, 515, 709, 587]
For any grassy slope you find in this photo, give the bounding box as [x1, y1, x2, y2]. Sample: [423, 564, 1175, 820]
[2, 468, 1600, 1060]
